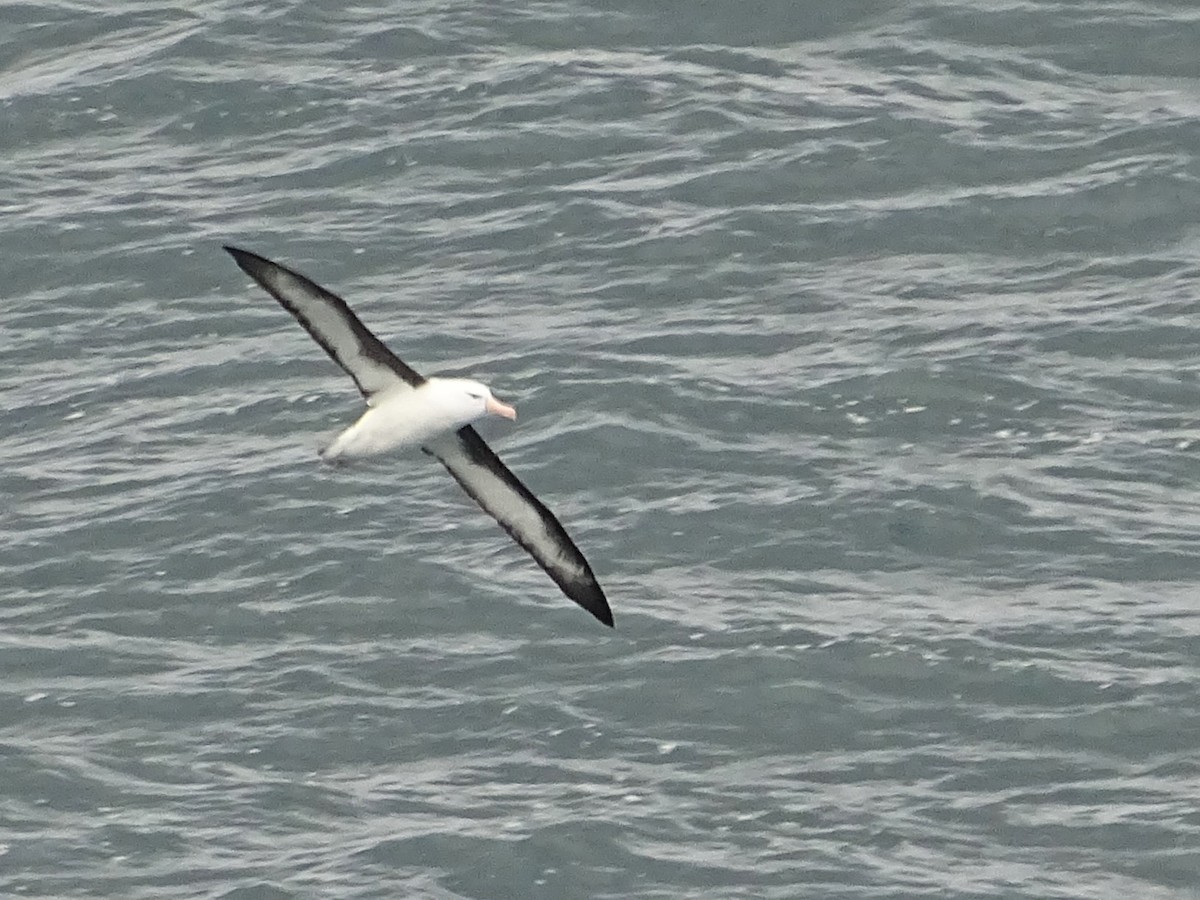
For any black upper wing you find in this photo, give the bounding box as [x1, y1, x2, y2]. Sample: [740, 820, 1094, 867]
[424, 426, 613, 627]
[225, 246, 424, 400]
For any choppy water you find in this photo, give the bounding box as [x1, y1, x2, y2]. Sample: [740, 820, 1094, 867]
[4, 2, 1200, 897]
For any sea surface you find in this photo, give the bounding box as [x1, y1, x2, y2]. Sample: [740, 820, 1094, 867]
[3, 2, 1200, 897]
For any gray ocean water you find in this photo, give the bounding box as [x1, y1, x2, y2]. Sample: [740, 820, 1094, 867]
[4, 2, 1200, 897]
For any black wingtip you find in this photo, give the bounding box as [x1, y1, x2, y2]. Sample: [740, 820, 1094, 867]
[223, 244, 262, 274]
[594, 595, 615, 628]
[571, 583, 614, 628]
[224, 246, 287, 296]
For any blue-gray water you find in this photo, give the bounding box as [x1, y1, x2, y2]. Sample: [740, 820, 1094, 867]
[4, 2, 1200, 897]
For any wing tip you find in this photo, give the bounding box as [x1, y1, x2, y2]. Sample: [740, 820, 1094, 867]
[568, 581, 614, 628]
[223, 244, 262, 274]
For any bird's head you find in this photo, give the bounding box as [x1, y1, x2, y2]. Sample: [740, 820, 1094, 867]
[428, 377, 517, 426]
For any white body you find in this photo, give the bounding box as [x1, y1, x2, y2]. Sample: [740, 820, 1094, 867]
[321, 377, 508, 461]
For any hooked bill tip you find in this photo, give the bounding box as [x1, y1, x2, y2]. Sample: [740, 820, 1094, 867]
[487, 396, 517, 420]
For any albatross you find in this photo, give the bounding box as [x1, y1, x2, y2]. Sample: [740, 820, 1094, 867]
[224, 246, 613, 627]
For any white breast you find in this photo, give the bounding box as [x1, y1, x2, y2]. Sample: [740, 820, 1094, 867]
[321, 383, 474, 460]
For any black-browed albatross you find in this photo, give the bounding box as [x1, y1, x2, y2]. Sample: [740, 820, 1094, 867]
[224, 246, 613, 627]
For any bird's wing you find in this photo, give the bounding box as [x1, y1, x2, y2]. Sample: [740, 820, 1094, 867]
[424, 426, 613, 627]
[225, 246, 424, 400]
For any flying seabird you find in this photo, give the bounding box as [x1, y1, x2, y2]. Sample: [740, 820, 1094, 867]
[224, 246, 613, 627]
